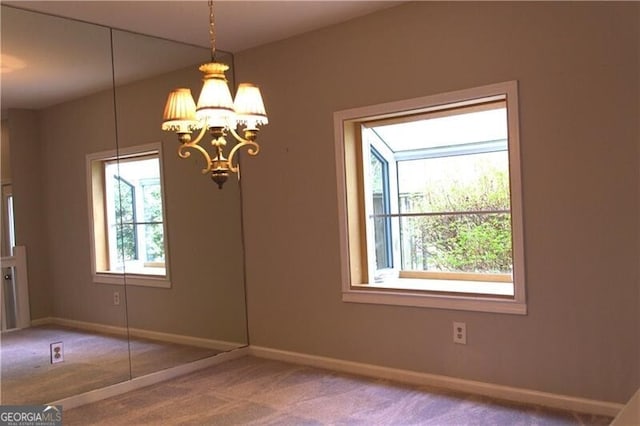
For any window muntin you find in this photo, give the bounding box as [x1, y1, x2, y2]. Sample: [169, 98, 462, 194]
[335, 81, 525, 313]
[87, 143, 170, 287]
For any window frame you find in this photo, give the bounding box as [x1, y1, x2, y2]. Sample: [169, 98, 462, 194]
[86, 142, 171, 288]
[334, 81, 526, 314]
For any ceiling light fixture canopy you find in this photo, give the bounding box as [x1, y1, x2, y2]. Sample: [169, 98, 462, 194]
[161, 0, 268, 189]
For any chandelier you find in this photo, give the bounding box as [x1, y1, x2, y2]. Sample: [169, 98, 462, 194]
[161, 0, 268, 189]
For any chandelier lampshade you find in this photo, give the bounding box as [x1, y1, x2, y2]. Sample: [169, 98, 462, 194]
[195, 63, 235, 126]
[234, 83, 268, 130]
[161, 88, 199, 133]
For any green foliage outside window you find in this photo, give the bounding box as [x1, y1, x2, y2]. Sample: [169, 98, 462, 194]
[113, 178, 164, 264]
[142, 184, 164, 262]
[402, 162, 512, 274]
[113, 178, 136, 262]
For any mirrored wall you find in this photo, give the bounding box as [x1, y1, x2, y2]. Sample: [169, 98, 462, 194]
[0, 5, 248, 405]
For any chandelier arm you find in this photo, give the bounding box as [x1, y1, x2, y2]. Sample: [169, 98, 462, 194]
[227, 127, 260, 173]
[228, 126, 259, 151]
[178, 129, 213, 174]
[177, 123, 208, 158]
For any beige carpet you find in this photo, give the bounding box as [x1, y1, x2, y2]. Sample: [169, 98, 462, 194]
[1, 325, 221, 405]
[64, 356, 613, 425]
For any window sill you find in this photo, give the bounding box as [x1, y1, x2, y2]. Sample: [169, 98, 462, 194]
[93, 272, 171, 288]
[344, 281, 526, 314]
[367, 277, 514, 296]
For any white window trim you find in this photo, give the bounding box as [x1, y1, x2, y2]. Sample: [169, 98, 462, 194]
[86, 142, 171, 288]
[334, 81, 526, 315]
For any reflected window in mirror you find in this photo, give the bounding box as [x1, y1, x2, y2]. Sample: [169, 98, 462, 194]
[1, 184, 16, 257]
[87, 143, 171, 288]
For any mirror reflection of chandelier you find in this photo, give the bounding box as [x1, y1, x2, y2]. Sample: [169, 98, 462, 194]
[161, 0, 268, 189]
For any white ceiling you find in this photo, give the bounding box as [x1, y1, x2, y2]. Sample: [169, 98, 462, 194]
[1, 1, 400, 114]
[3, 1, 400, 53]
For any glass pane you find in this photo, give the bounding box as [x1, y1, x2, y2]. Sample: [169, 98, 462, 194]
[114, 177, 135, 223]
[370, 152, 384, 195]
[372, 106, 507, 152]
[116, 223, 137, 262]
[110, 223, 165, 275]
[7, 195, 16, 252]
[398, 151, 510, 214]
[116, 157, 160, 189]
[142, 182, 162, 222]
[400, 213, 513, 274]
[0, 3, 245, 405]
[105, 156, 164, 273]
[140, 223, 165, 263]
[370, 150, 391, 269]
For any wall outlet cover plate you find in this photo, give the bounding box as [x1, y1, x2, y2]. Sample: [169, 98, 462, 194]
[453, 321, 467, 345]
[50, 341, 64, 364]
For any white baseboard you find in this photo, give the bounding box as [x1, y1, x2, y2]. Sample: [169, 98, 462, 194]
[29, 317, 55, 327]
[34, 317, 127, 336]
[128, 327, 242, 352]
[50, 346, 250, 409]
[250, 346, 624, 418]
[31, 317, 244, 352]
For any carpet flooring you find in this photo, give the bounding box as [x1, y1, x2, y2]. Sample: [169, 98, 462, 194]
[64, 356, 613, 425]
[1, 325, 221, 405]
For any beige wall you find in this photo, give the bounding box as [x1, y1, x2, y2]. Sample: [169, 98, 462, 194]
[1, 119, 12, 257]
[1, 120, 11, 182]
[37, 90, 126, 327]
[236, 2, 639, 403]
[7, 110, 52, 319]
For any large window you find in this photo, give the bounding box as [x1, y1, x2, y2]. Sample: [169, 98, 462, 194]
[335, 81, 525, 314]
[87, 143, 170, 287]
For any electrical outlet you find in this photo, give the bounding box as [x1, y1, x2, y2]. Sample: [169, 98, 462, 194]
[113, 291, 120, 305]
[50, 342, 64, 364]
[453, 321, 467, 344]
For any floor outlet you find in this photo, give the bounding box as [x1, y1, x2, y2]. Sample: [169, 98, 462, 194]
[113, 291, 120, 305]
[50, 342, 64, 364]
[453, 322, 467, 344]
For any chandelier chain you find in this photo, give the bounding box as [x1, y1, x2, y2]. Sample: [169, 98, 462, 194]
[208, 0, 216, 60]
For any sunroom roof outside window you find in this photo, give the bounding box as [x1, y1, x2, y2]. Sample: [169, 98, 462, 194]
[370, 106, 507, 152]
[367, 105, 510, 202]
